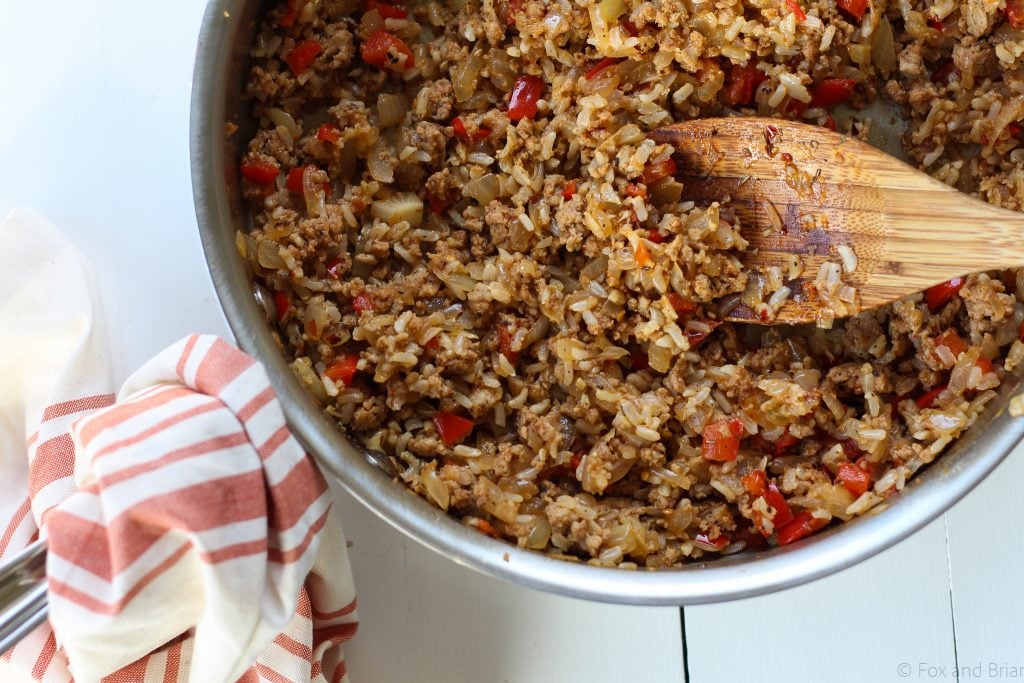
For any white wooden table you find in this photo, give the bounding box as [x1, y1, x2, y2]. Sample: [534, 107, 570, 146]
[2, 2, 1022, 681]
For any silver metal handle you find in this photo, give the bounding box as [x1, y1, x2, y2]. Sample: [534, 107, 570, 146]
[0, 541, 48, 655]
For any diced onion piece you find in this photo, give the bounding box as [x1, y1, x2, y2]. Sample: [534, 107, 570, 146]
[525, 516, 552, 549]
[452, 52, 484, 102]
[871, 17, 897, 75]
[846, 43, 871, 69]
[421, 466, 450, 510]
[1010, 393, 1024, 417]
[303, 298, 330, 339]
[257, 240, 287, 270]
[265, 107, 300, 138]
[598, 0, 626, 23]
[367, 144, 395, 183]
[647, 344, 673, 373]
[377, 92, 409, 128]
[290, 357, 328, 402]
[580, 255, 609, 281]
[371, 193, 424, 226]
[989, 95, 1024, 143]
[523, 316, 550, 346]
[463, 173, 500, 204]
[487, 49, 517, 91]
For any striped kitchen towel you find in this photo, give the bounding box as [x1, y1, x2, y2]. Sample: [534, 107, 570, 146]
[0, 208, 357, 682]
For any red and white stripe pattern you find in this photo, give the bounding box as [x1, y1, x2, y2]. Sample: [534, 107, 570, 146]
[4, 335, 358, 682]
[1, 208, 116, 681]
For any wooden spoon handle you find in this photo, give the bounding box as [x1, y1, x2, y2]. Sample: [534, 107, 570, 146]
[652, 119, 1023, 317]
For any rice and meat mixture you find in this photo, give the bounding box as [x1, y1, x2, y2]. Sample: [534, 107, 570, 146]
[238, 0, 1024, 566]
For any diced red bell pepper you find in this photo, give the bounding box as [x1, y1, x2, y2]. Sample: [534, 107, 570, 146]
[667, 292, 697, 315]
[286, 39, 322, 74]
[327, 257, 343, 279]
[433, 412, 475, 447]
[810, 78, 856, 107]
[837, 0, 868, 20]
[786, 98, 809, 118]
[507, 75, 546, 121]
[763, 482, 794, 527]
[286, 165, 330, 195]
[240, 158, 281, 185]
[451, 116, 469, 140]
[353, 294, 375, 314]
[890, 391, 910, 419]
[474, 518, 502, 538]
[427, 193, 452, 214]
[776, 512, 828, 545]
[279, 0, 305, 27]
[702, 417, 745, 462]
[773, 430, 799, 456]
[325, 354, 360, 386]
[634, 240, 651, 268]
[785, 0, 807, 21]
[274, 292, 291, 321]
[935, 328, 967, 358]
[641, 158, 677, 185]
[822, 114, 836, 131]
[451, 116, 490, 141]
[503, 0, 524, 24]
[683, 320, 721, 349]
[977, 357, 994, 374]
[584, 57, 620, 80]
[1009, 0, 1024, 27]
[925, 276, 964, 312]
[916, 384, 947, 409]
[286, 166, 306, 194]
[317, 123, 342, 144]
[932, 60, 960, 86]
[836, 462, 872, 496]
[627, 183, 648, 198]
[570, 449, 586, 471]
[735, 525, 766, 549]
[839, 438, 863, 459]
[645, 229, 665, 244]
[498, 323, 520, 363]
[562, 179, 577, 199]
[366, 0, 409, 19]
[855, 455, 876, 475]
[742, 469, 767, 497]
[694, 533, 730, 551]
[360, 30, 415, 71]
[722, 61, 767, 107]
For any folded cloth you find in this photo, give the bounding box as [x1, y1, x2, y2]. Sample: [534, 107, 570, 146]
[0, 209, 357, 682]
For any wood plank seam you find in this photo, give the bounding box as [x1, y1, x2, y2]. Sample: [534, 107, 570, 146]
[680, 608, 690, 683]
[943, 515, 962, 683]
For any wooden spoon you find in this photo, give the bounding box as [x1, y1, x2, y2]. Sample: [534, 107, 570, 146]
[649, 117, 1021, 325]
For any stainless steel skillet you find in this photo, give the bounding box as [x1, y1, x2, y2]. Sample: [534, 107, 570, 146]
[188, 0, 1024, 605]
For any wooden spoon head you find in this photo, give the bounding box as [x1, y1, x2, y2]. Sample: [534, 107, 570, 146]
[650, 117, 946, 325]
